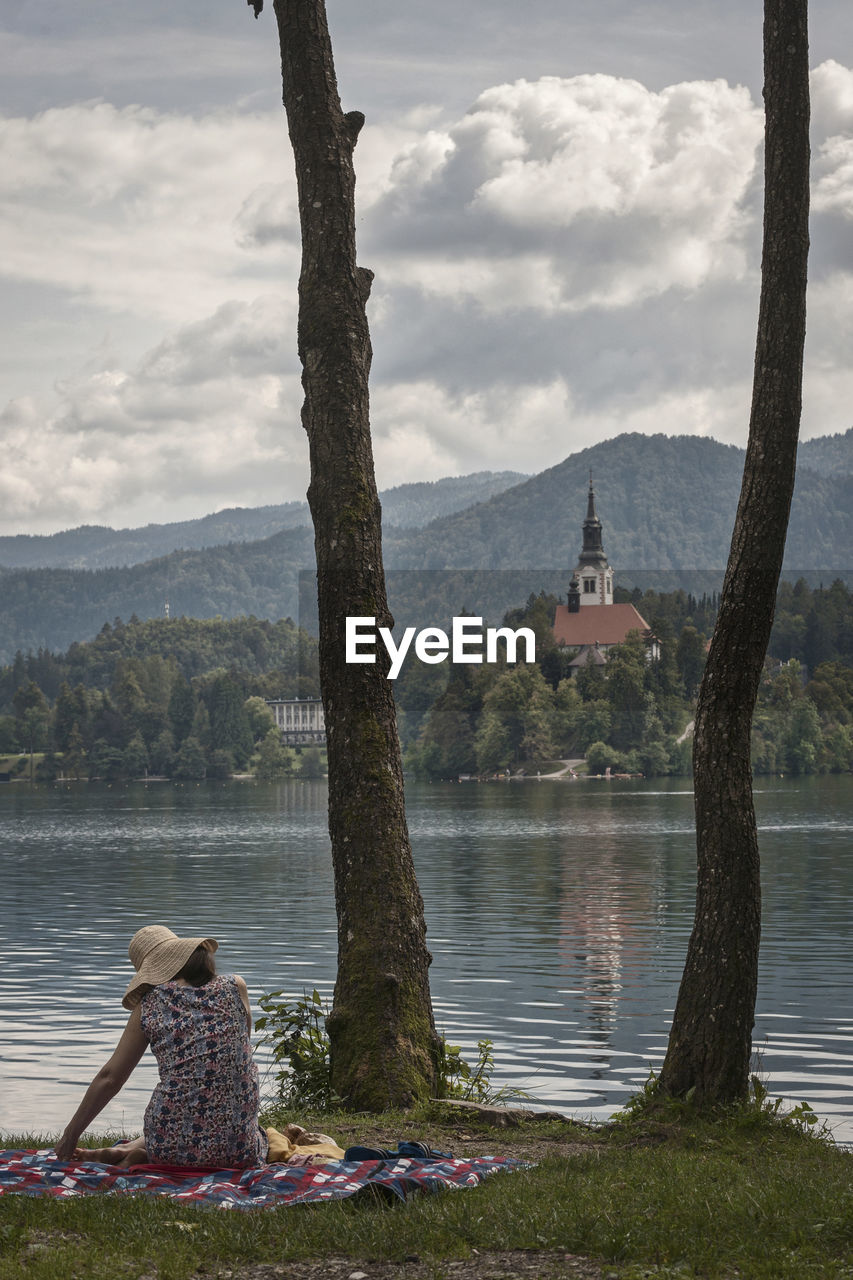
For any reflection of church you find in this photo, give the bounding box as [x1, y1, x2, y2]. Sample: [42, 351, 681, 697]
[552, 479, 656, 672]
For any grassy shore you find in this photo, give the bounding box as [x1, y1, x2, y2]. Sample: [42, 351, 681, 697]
[1, 1101, 851, 1279]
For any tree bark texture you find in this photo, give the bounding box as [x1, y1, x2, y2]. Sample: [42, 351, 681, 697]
[265, 0, 441, 1107]
[659, 0, 809, 1104]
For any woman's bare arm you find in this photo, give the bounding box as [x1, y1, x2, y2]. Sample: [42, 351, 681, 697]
[234, 975, 253, 1033]
[54, 1005, 149, 1159]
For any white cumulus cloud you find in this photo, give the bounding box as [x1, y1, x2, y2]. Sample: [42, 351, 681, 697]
[1, 61, 852, 535]
[364, 72, 764, 311]
[0, 297, 306, 533]
[0, 102, 300, 325]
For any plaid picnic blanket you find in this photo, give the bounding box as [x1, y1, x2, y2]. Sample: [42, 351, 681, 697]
[0, 1150, 529, 1210]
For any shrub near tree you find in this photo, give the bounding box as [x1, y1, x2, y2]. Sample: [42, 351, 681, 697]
[604, 631, 651, 751]
[298, 746, 325, 779]
[0, 714, 19, 753]
[173, 735, 207, 781]
[751, 659, 822, 775]
[207, 673, 253, 769]
[244, 695, 276, 741]
[123, 732, 149, 779]
[407, 667, 481, 779]
[675, 625, 707, 699]
[255, 728, 295, 779]
[207, 748, 235, 780]
[88, 740, 126, 782]
[473, 709, 511, 774]
[63, 724, 87, 780]
[807, 660, 853, 772]
[149, 729, 176, 778]
[14, 680, 50, 754]
[478, 666, 556, 767]
[586, 741, 626, 775]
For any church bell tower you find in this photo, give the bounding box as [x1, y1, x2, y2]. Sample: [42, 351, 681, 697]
[572, 474, 613, 606]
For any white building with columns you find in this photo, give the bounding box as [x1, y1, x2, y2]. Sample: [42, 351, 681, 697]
[265, 697, 326, 746]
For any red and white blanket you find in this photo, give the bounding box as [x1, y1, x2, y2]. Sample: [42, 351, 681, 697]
[0, 1149, 530, 1210]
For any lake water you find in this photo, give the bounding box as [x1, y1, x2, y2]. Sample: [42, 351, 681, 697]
[1, 775, 851, 1143]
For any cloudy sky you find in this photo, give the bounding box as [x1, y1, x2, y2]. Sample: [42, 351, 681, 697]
[1, 1, 852, 535]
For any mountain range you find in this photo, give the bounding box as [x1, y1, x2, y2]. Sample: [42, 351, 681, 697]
[1, 430, 851, 664]
[0, 471, 526, 571]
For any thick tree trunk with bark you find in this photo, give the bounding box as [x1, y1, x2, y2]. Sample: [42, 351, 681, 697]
[658, 0, 809, 1104]
[255, 0, 440, 1107]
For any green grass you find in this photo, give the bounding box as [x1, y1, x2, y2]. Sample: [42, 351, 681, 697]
[1, 1104, 851, 1279]
[0, 754, 29, 774]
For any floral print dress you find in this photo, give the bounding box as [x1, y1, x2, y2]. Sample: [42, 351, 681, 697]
[139, 974, 267, 1167]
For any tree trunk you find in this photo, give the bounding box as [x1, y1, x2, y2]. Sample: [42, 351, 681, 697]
[658, 0, 809, 1104]
[259, 0, 440, 1108]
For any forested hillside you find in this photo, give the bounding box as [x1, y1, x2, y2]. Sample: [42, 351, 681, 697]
[2, 432, 851, 662]
[0, 614, 318, 705]
[385, 433, 853, 570]
[1, 581, 850, 782]
[798, 427, 853, 477]
[0, 528, 314, 664]
[0, 616, 320, 783]
[403, 579, 853, 780]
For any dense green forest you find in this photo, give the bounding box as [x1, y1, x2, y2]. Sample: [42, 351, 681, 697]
[0, 579, 850, 783]
[0, 616, 320, 783]
[404, 579, 853, 780]
[1, 432, 851, 663]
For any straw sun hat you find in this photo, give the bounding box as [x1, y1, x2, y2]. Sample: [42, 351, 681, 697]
[123, 925, 218, 1010]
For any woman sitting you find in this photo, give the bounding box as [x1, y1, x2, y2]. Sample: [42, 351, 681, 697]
[54, 925, 268, 1169]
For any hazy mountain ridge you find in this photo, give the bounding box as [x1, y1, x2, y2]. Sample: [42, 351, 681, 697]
[0, 471, 526, 571]
[1, 432, 851, 663]
[0, 505, 309, 571]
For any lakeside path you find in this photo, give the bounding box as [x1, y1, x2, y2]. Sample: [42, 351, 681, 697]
[527, 759, 586, 779]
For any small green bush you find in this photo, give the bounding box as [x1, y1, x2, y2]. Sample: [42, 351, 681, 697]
[256, 988, 530, 1108]
[256, 988, 338, 1109]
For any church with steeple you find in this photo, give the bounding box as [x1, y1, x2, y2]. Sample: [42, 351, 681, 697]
[552, 478, 656, 671]
[572, 472, 614, 605]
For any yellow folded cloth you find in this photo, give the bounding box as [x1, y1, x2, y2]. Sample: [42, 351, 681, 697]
[265, 1125, 346, 1163]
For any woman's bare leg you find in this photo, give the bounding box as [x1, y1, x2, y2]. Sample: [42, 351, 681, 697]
[75, 1136, 148, 1167]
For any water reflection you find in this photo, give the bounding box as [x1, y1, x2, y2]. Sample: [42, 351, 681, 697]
[0, 775, 851, 1142]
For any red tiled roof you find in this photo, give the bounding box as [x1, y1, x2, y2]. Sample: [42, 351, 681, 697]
[552, 603, 651, 648]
